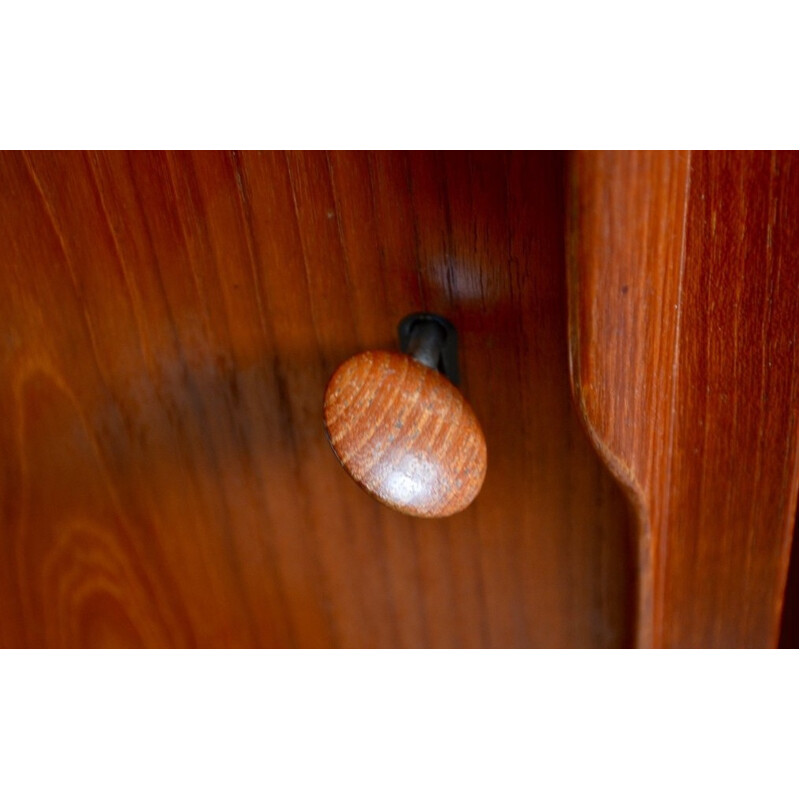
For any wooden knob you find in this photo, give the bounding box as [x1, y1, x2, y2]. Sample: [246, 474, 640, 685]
[323, 317, 487, 518]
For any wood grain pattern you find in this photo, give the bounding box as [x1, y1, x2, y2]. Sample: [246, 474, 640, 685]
[568, 150, 799, 647]
[324, 350, 487, 518]
[0, 150, 633, 648]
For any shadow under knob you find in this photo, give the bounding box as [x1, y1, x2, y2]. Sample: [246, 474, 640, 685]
[323, 342, 487, 518]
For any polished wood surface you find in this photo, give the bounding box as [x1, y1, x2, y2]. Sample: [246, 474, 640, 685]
[324, 350, 487, 518]
[568, 150, 799, 647]
[0, 151, 632, 647]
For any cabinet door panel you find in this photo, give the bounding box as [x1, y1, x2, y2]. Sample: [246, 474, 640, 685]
[0, 151, 633, 648]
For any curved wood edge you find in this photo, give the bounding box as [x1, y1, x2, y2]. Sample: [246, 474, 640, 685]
[567, 150, 799, 648]
[567, 151, 691, 647]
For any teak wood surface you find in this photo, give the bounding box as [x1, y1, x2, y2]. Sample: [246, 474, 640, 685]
[0, 150, 795, 648]
[569, 150, 798, 647]
[0, 151, 632, 647]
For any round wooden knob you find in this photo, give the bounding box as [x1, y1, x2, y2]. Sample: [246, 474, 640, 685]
[323, 320, 487, 518]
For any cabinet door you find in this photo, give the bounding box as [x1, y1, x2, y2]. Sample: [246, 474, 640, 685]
[0, 151, 794, 647]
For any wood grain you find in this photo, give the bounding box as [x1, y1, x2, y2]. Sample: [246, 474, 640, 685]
[568, 150, 799, 647]
[0, 150, 633, 648]
[323, 350, 487, 518]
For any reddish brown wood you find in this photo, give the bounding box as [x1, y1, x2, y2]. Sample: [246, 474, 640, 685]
[568, 150, 799, 647]
[0, 151, 632, 648]
[324, 351, 487, 517]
